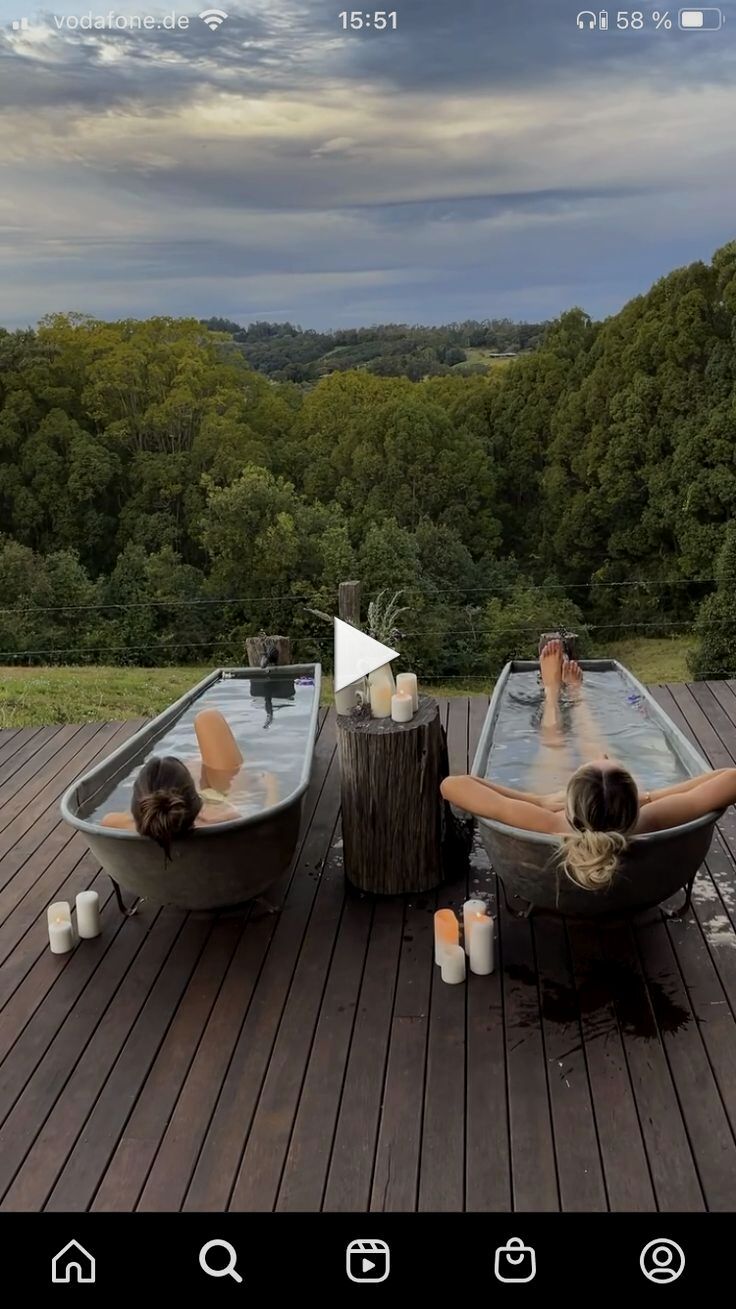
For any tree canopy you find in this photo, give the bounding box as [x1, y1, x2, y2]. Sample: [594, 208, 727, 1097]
[1, 242, 735, 676]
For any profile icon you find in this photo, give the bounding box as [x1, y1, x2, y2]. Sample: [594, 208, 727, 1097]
[639, 1238, 685, 1284]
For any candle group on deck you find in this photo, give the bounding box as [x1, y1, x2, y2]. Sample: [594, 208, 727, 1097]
[47, 891, 101, 955]
[434, 899, 495, 983]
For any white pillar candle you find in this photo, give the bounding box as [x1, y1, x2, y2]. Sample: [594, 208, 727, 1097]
[469, 913, 495, 975]
[369, 663, 396, 695]
[76, 890, 101, 939]
[396, 672, 419, 712]
[391, 691, 413, 723]
[434, 908, 459, 965]
[440, 944, 466, 985]
[47, 901, 74, 954]
[370, 681, 392, 719]
[462, 898, 487, 955]
[335, 679, 362, 715]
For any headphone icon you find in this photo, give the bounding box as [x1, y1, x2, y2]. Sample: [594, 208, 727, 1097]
[576, 10, 598, 26]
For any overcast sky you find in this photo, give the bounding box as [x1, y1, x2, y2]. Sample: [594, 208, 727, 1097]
[0, 0, 734, 329]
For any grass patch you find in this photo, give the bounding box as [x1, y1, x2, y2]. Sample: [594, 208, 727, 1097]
[0, 636, 696, 728]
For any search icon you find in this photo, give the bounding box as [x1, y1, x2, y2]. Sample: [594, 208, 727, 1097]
[199, 1239, 243, 1283]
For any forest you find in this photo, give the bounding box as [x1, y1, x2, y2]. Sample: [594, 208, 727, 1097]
[201, 318, 545, 382]
[1, 239, 735, 680]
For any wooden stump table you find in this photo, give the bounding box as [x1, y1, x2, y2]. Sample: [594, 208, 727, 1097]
[337, 694, 470, 895]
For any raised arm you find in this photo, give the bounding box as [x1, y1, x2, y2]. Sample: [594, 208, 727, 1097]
[637, 767, 736, 834]
[440, 775, 562, 834]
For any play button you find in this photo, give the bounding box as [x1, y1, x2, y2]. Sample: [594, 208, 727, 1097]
[333, 618, 400, 693]
[362, 1258, 376, 1274]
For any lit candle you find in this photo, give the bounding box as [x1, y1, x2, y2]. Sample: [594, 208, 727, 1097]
[462, 898, 487, 955]
[47, 901, 74, 955]
[370, 681, 392, 718]
[434, 908, 459, 964]
[440, 944, 466, 985]
[391, 691, 413, 723]
[469, 914, 495, 975]
[76, 890, 101, 939]
[396, 672, 419, 712]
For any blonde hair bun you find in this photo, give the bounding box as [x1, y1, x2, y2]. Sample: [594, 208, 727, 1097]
[560, 828, 628, 891]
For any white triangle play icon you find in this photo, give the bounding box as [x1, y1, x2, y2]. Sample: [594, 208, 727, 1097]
[362, 1258, 376, 1274]
[333, 618, 400, 693]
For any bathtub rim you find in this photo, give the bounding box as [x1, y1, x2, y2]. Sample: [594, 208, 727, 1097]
[60, 662, 322, 841]
[470, 659, 721, 851]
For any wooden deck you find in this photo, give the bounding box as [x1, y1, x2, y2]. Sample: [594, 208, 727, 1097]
[2, 683, 736, 1212]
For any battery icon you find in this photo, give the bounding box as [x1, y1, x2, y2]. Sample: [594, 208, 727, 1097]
[678, 8, 722, 27]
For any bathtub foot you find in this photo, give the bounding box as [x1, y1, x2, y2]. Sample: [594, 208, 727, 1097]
[662, 873, 696, 921]
[499, 877, 535, 920]
[252, 896, 281, 919]
[110, 878, 142, 917]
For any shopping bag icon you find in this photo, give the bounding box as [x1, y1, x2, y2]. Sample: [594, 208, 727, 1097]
[494, 1236, 536, 1283]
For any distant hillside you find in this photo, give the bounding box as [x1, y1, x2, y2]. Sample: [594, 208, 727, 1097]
[201, 317, 546, 382]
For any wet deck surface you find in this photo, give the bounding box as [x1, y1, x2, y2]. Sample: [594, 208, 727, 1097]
[1, 682, 736, 1212]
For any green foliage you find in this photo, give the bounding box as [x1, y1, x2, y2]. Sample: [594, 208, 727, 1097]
[485, 584, 589, 674]
[689, 522, 736, 678]
[200, 317, 545, 383]
[2, 244, 736, 678]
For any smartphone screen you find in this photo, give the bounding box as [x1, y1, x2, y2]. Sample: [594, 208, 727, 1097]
[1, 0, 734, 1290]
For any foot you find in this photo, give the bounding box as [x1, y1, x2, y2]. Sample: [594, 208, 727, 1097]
[539, 639, 563, 695]
[562, 658, 583, 695]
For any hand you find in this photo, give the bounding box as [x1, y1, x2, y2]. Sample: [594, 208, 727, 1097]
[540, 789, 567, 812]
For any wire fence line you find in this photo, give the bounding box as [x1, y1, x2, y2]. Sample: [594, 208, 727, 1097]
[0, 575, 721, 618]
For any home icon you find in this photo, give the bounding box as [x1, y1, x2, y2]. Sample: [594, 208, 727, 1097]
[51, 1239, 96, 1284]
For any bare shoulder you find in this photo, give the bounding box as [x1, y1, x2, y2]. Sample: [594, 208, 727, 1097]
[100, 811, 135, 830]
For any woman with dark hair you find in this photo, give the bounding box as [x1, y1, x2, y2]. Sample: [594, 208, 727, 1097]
[101, 708, 280, 860]
[102, 754, 240, 858]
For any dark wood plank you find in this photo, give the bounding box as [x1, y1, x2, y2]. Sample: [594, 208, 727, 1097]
[533, 916, 608, 1211]
[181, 717, 341, 1211]
[464, 695, 511, 1212]
[0, 727, 67, 799]
[0, 900, 172, 1205]
[275, 888, 373, 1212]
[131, 711, 336, 1213]
[598, 920, 704, 1211]
[499, 896, 559, 1212]
[46, 916, 243, 1211]
[0, 720, 132, 896]
[321, 898, 404, 1211]
[566, 921, 655, 1211]
[228, 820, 360, 1211]
[632, 912, 736, 1210]
[0, 724, 90, 827]
[370, 895, 435, 1209]
[0, 720, 145, 955]
[418, 697, 468, 1212]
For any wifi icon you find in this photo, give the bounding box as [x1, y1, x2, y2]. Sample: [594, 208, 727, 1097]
[199, 8, 228, 30]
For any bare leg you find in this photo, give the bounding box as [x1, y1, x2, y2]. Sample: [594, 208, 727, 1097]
[527, 640, 575, 794]
[563, 658, 609, 761]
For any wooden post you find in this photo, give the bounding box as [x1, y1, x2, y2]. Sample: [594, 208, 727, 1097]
[337, 694, 471, 895]
[338, 580, 361, 627]
[245, 634, 292, 668]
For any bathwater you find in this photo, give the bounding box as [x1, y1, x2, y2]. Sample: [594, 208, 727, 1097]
[86, 672, 316, 823]
[485, 668, 689, 794]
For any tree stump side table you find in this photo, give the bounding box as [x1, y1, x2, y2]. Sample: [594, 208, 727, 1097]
[337, 694, 468, 895]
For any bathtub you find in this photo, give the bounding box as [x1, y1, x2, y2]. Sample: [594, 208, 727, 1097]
[60, 664, 321, 912]
[471, 660, 721, 918]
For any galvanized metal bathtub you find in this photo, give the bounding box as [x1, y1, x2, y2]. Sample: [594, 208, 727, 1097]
[471, 660, 721, 918]
[60, 664, 321, 912]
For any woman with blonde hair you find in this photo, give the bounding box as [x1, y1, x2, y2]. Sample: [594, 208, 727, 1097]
[442, 639, 736, 892]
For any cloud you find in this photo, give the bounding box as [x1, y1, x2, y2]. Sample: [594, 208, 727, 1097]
[0, 1, 734, 327]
